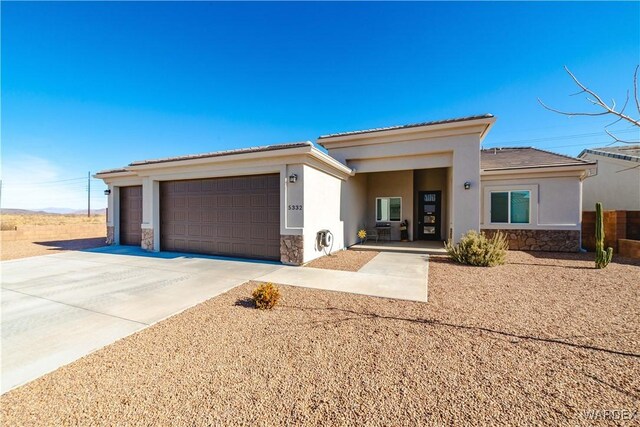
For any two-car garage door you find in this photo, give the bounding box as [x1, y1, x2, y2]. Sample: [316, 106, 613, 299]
[160, 174, 281, 261]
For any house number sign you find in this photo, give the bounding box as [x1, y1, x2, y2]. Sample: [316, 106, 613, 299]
[288, 204, 303, 211]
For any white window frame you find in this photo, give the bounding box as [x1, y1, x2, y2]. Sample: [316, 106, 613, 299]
[489, 190, 531, 225]
[375, 196, 402, 222]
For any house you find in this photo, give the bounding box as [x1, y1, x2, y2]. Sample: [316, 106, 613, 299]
[96, 114, 597, 265]
[578, 145, 640, 211]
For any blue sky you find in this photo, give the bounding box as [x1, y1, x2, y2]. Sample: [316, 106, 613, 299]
[2, 1, 639, 209]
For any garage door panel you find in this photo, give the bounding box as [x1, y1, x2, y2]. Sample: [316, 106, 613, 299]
[267, 209, 279, 223]
[174, 224, 186, 236]
[218, 195, 232, 206]
[161, 174, 280, 261]
[251, 226, 267, 240]
[235, 211, 250, 223]
[251, 194, 266, 207]
[267, 195, 279, 208]
[267, 227, 280, 240]
[188, 225, 202, 236]
[120, 186, 142, 246]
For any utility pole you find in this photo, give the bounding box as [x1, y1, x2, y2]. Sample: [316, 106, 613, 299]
[87, 171, 91, 217]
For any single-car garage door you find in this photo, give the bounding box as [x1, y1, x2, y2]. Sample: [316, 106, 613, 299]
[120, 186, 142, 246]
[160, 174, 280, 261]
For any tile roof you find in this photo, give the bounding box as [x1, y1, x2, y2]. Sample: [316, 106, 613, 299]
[318, 114, 494, 139]
[578, 145, 640, 163]
[128, 142, 312, 167]
[94, 167, 129, 176]
[481, 147, 595, 171]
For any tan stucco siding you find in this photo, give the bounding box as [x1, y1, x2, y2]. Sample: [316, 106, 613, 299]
[340, 173, 367, 247]
[481, 175, 582, 230]
[327, 133, 482, 243]
[366, 170, 414, 241]
[581, 154, 640, 210]
[302, 165, 344, 262]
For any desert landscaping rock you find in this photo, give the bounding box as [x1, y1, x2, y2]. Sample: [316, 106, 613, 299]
[1, 251, 639, 425]
[304, 249, 379, 272]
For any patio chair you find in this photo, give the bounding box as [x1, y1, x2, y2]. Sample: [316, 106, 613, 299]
[365, 228, 379, 243]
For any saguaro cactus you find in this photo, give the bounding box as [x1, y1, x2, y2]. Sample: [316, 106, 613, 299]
[595, 202, 613, 269]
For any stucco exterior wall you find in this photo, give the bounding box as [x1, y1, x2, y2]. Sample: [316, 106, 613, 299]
[581, 154, 640, 210]
[365, 170, 414, 241]
[414, 168, 448, 239]
[302, 165, 345, 262]
[340, 173, 367, 247]
[481, 174, 582, 230]
[327, 132, 482, 243]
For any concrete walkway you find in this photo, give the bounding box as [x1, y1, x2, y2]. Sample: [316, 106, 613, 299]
[2, 247, 428, 394]
[257, 252, 428, 302]
[1, 247, 281, 394]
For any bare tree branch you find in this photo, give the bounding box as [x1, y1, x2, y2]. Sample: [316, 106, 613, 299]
[605, 129, 640, 144]
[635, 65, 640, 116]
[537, 98, 609, 117]
[606, 91, 630, 128]
[538, 65, 640, 144]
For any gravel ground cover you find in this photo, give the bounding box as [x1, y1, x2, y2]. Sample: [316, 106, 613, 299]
[1, 237, 107, 261]
[304, 249, 379, 271]
[2, 251, 639, 426]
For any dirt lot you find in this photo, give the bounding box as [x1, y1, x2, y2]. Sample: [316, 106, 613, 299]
[1, 214, 106, 229]
[1, 213, 107, 260]
[1, 237, 108, 261]
[304, 249, 379, 271]
[2, 251, 639, 425]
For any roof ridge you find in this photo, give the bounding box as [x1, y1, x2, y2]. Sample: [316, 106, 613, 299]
[128, 141, 312, 167]
[481, 146, 533, 151]
[319, 114, 494, 139]
[527, 146, 593, 164]
[578, 146, 640, 163]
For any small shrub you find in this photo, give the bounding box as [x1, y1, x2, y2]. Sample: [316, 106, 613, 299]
[445, 230, 509, 267]
[251, 282, 281, 310]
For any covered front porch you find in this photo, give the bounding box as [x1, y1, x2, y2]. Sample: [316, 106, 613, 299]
[342, 167, 451, 246]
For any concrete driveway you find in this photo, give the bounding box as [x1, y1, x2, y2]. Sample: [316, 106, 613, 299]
[1, 246, 282, 393]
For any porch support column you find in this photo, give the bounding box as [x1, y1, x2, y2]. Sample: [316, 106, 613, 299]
[109, 185, 120, 245]
[451, 148, 481, 243]
[141, 177, 160, 252]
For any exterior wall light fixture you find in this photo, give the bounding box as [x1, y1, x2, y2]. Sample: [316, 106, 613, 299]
[104, 189, 112, 195]
[464, 181, 471, 190]
[289, 174, 298, 183]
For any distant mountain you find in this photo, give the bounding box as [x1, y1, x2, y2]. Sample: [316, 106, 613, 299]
[1, 208, 50, 215]
[40, 207, 76, 214]
[70, 208, 107, 215]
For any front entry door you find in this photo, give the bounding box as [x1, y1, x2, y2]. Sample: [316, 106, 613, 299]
[418, 191, 441, 241]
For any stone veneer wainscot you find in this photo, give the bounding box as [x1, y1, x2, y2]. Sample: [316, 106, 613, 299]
[482, 229, 581, 252]
[280, 235, 304, 265]
[106, 226, 115, 245]
[141, 228, 154, 251]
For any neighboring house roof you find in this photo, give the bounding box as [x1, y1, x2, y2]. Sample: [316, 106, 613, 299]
[128, 141, 312, 166]
[481, 147, 595, 171]
[318, 114, 494, 139]
[578, 145, 640, 164]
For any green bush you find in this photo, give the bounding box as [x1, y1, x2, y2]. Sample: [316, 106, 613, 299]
[445, 230, 509, 267]
[251, 282, 281, 310]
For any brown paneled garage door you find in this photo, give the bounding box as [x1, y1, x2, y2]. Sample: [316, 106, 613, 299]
[120, 186, 142, 246]
[160, 174, 280, 261]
